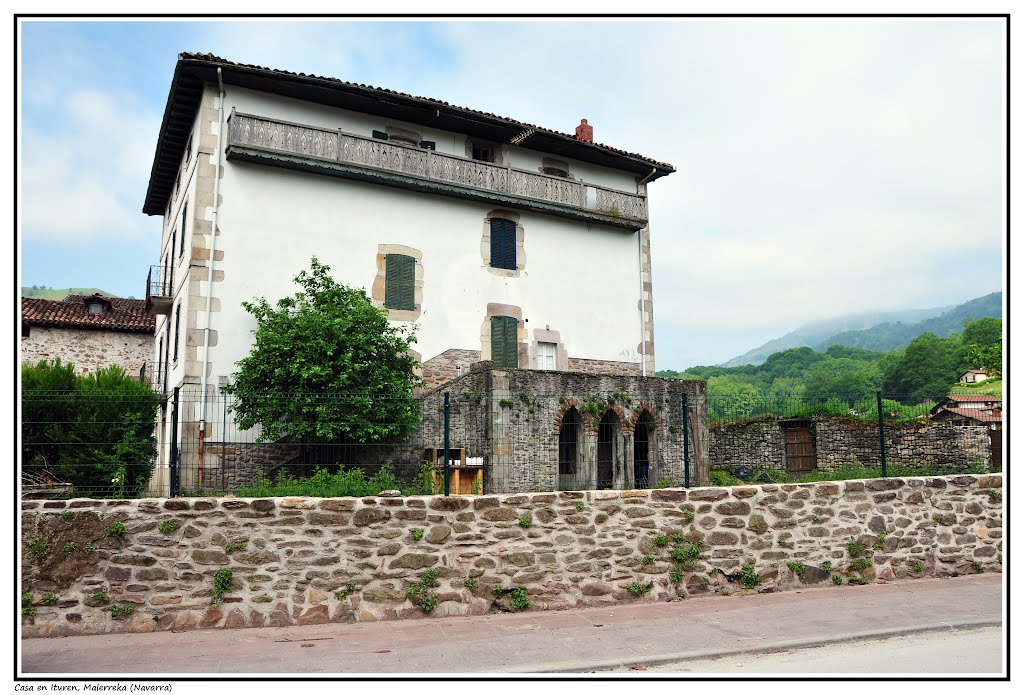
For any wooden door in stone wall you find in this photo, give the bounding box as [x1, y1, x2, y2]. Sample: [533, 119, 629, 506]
[989, 428, 1002, 470]
[783, 423, 817, 473]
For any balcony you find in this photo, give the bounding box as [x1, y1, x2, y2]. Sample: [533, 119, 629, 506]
[139, 361, 167, 395]
[146, 264, 173, 316]
[226, 111, 649, 229]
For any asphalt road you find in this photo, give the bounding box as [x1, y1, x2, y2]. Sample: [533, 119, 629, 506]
[607, 625, 1004, 674]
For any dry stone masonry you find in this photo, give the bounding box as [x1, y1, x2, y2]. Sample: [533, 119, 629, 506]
[20, 474, 1001, 638]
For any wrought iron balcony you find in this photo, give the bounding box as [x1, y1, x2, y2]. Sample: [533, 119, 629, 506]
[226, 111, 649, 228]
[146, 264, 173, 316]
[139, 361, 168, 395]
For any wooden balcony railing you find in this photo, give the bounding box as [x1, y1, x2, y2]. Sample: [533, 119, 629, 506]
[226, 111, 648, 225]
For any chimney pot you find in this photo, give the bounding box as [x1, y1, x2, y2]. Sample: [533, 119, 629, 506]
[575, 118, 593, 143]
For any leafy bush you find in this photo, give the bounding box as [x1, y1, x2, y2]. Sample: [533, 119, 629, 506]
[225, 258, 421, 444]
[22, 361, 160, 496]
[233, 463, 414, 498]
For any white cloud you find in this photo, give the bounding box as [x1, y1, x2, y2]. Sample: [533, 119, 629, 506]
[21, 87, 162, 242]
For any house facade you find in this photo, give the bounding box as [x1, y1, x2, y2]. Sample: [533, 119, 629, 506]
[21, 294, 155, 379]
[142, 54, 675, 493]
[957, 369, 992, 384]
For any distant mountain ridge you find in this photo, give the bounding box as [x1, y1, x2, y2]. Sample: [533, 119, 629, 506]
[721, 292, 1001, 367]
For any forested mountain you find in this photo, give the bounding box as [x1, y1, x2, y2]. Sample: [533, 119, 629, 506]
[22, 286, 117, 300]
[658, 317, 1002, 410]
[816, 292, 1002, 352]
[720, 292, 1000, 367]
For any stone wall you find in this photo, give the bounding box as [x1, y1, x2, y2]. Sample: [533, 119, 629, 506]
[710, 416, 994, 473]
[420, 365, 709, 492]
[20, 473, 1002, 638]
[420, 349, 481, 388]
[21, 327, 152, 379]
[567, 357, 643, 377]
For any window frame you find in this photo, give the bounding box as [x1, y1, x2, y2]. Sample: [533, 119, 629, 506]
[172, 304, 181, 364]
[179, 202, 188, 259]
[383, 253, 416, 311]
[490, 315, 519, 369]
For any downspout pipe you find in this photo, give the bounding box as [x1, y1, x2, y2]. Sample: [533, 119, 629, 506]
[638, 228, 646, 377]
[198, 67, 226, 477]
[637, 166, 657, 189]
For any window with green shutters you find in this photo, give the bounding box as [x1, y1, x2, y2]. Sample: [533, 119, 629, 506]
[489, 218, 517, 270]
[384, 254, 416, 311]
[490, 316, 519, 368]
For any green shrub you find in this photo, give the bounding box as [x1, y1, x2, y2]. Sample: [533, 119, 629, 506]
[224, 540, 247, 554]
[518, 514, 532, 529]
[21, 361, 160, 496]
[739, 562, 760, 590]
[655, 478, 673, 489]
[464, 578, 478, 590]
[63, 541, 76, 553]
[84, 543, 96, 554]
[669, 567, 684, 584]
[641, 555, 654, 566]
[110, 604, 135, 618]
[575, 502, 586, 511]
[846, 538, 867, 559]
[41, 593, 58, 606]
[22, 593, 36, 617]
[235, 463, 413, 498]
[787, 561, 806, 577]
[626, 581, 654, 597]
[107, 521, 127, 539]
[671, 539, 705, 569]
[708, 470, 741, 487]
[682, 509, 695, 524]
[335, 582, 358, 600]
[90, 587, 109, 602]
[491, 585, 504, 600]
[654, 534, 669, 548]
[509, 587, 530, 611]
[410, 528, 424, 542]
[849, 558, 872, 572]
[29, 540, 49, 561]
[832, 574, 843, 585]
[158, 520, 179, 534]
[60, 510, 74, 520]
[820, 561, 832, 573]
[910, 561, 924, 573]
[212, 569, 233, 606]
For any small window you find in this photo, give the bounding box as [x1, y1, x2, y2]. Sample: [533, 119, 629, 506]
[185, 131, 193, 164]
[172, 304, 181, 362]
[372, 130, 389, 141]
[21, 323, 30, 338]
[489, 218, 516, 270]
[87, 301, 107, 316]
[472, 145, 494, 162]
[490, 316, 519, 369]
[384, 254, 416, 311]
[537, 342, 557, 371]
[170, 228, 177, 263]
[419, 141, 436, 151]
[179, 203, 188, 258]
[542, 166, 569, 178]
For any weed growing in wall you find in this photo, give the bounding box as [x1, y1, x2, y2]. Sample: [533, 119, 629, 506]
[41, 593, 58, 606]
[22, 593, 36, 617]
[60, 510, 74, 521]
[410, 528, 424, 542]
[107, 522, 127, 539]
[407, 570, 441, 613]
[739, 562, 760, 590]
[846, 538, 867, 559]
[787, 561, 806, 578]
[464, 578, 478, 590]
[224, 540, 247, 554]
[832, 574, 843, 585]
[682, 509, 695, 524]
[212, 569, 233, 606]
[158, 520, 179, 534]
[63, 542, 76, 553]
[575, 502, 586, 512]
[626, 581, 654, 597]
[518, 514, 532, 529]
[654, 534, 669, 548]
[872, 532, 887, 551]
[335, 582, 358, 600]
[669, 567, 684, 585]
[508, 587, 530, 611]
[110, 604, 135, 619]
[821, 561, 832, 573]
[84, 543, 96, 554]
[29, 540, 48, 561]
[90, 588, 109, 603]
[910, 561, 924, 574]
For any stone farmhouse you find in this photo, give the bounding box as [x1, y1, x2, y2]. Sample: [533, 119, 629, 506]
[21, 294, 155, 379]
[141, 53, 677, 493]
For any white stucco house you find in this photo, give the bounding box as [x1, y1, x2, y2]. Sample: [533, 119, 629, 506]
[142, 53, 675, 491]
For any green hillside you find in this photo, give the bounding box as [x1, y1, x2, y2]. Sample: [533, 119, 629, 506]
[816, 292, 1002, 353]
[22, 287, 116, 300]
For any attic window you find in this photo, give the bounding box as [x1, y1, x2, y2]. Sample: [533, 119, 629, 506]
[541, 157, 571, 178]
[86, 299, 109, 316]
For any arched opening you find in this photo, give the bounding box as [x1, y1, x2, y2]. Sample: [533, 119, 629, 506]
[633, 411, 654, 489]
[558, 407, 582, 490]
[597, 411, 620, 490]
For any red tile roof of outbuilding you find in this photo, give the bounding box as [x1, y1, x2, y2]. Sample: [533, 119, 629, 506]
[22, 294, 155, 334]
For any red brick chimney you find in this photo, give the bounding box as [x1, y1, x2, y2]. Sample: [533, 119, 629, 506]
[575, 118, 593, 143]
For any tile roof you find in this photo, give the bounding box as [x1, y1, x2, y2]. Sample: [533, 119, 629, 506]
[933, 407, 1002, 424]
[22, 294, 155, 334]
[944, 394, 1002, 403]
[181, 52, 675, 170]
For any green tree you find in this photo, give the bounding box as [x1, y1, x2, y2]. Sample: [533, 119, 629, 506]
[803, 357, 882, 402]
[226, 258, 421, 443]
[21, 361, 159, 495]
[883, 332, 961, 401]
[961, 317, 1002, 351]
[706, 375, 764, 421]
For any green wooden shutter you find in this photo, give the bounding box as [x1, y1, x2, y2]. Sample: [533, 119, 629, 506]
[385, 254, 415, 311]
[491, 316, 519, 368]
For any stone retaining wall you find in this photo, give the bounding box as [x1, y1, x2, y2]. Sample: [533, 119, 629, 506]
[20, 473, 1002, 638]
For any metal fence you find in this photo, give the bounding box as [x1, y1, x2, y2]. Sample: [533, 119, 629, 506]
[708, 392, 1002, 482]
[20, 387, 1001, 500]
[168, 387, 698, 498]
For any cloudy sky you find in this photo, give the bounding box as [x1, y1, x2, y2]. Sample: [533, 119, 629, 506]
[18, 18, 1006, 369]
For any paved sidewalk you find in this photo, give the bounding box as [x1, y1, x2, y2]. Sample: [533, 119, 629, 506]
[21, 574, 1002, 675]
